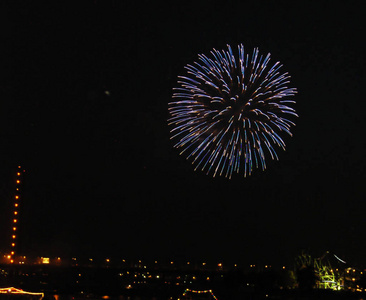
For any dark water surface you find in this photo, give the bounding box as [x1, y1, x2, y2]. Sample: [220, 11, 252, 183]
[51, 296, 159, 300]
[47, 292, 366, 300]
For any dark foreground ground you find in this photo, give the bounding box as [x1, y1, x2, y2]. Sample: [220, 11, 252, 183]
[1, 264, 365, 300]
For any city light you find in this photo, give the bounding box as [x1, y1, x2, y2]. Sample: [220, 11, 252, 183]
[0, 287, 44, 298]
[41, 257, 50, 264]
[0, 252, 364, 294]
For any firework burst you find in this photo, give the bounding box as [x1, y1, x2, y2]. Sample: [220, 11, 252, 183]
[168, 44, 298, 178]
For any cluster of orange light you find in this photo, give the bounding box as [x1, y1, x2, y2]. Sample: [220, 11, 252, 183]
[9, 166, 23, 264]
[0, 287, 43, 297]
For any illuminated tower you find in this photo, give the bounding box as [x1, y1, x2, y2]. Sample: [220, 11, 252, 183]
[9, 165, 24, 264]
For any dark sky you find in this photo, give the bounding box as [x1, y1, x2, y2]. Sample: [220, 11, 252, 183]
[0, 1, 365, 268]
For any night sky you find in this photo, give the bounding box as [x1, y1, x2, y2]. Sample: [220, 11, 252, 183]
[0, 1, 365, 267]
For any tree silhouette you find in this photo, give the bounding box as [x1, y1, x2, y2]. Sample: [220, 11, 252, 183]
[297, 265, 317, 291]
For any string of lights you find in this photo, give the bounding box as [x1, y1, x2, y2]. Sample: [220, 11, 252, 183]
[181, 288, 218, 300]
[9, 165, 24, 264]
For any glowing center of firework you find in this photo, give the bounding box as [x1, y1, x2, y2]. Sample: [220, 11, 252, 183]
[168, 44, 297, 178]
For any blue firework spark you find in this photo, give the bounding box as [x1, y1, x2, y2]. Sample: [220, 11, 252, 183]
[168, 44, 298, 178]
